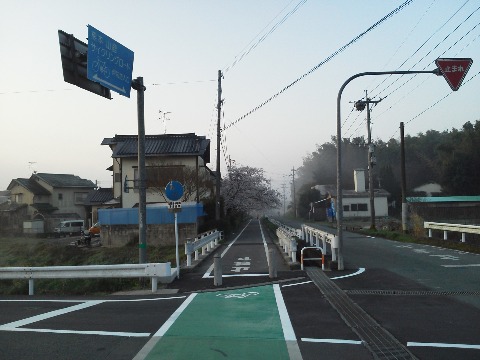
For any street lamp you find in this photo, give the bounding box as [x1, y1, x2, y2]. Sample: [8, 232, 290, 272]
[336, 68, 441, 271]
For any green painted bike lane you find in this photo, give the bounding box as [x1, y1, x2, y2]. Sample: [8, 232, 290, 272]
[140, 284, 298, 359]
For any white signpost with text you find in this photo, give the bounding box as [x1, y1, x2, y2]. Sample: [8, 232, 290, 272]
[165, 181, 184, 279]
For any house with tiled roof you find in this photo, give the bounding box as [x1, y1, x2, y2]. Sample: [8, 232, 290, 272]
[83, 187, 115, 225]
[102, 133, 213, 208]
[100, 133, 214, 247]
[6, 173, 96, 232]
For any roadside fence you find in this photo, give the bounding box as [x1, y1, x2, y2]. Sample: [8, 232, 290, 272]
[0, 263, 177, 296]
[424, 221, 480, 243]
[184, 229, 223, 267]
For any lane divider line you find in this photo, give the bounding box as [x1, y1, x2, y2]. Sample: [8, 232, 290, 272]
[203, 220, 251, 278]
[407, 341, 480, 350]
[302, 337, 362, 345]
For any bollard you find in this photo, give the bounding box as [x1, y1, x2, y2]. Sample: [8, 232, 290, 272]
[214, 254, 222, 286]
[268, 248, 277, 278]
[29, 279, 34, 296]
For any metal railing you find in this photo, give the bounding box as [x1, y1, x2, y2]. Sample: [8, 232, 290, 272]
[424, 221, 480, 243]
[184, 230, 223, 266]
[276, 227, 298, 263]
[301, 225, 337, 255]
[0, 263, 177, 295]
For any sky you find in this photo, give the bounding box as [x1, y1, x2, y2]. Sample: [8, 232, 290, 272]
[1, 0, 479, 197]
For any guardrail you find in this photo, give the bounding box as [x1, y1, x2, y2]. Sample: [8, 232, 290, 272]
[301, 225, 338, 262]
[184, 229, 223, 266]
[276, 226, 298, 263]
[424, 221, 480, 243]
[0, 263, 177, 295]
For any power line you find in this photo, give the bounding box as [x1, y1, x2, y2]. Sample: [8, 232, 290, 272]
[223, 0, 414, 131]
[223, 0, 308, 74]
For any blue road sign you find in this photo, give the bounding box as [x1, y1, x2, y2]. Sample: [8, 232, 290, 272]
[165, 181, 184, 202]
[87, 25, 134, 98]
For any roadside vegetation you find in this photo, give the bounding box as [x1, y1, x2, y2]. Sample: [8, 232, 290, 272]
[0, 237, 182, 295]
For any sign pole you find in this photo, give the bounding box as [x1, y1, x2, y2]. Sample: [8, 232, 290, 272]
[175, 212, 180, 279]
[132, 77, 147, 264]
[336, 68, 441, 271]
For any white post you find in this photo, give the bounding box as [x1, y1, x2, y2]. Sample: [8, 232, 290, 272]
[175, 213, 180, 279]
[151, 277, 158, 292]
[29, 279, 34, 296]
[461, 233, 466, 243]
[428, 229, 432, 238]
[195, 249, 199, 260]
[444, 230, 448, 241]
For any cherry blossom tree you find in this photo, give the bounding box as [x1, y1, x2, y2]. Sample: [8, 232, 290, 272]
[222, 165, 281, 214]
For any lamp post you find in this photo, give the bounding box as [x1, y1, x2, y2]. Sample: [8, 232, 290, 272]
[336, 68, 441, 271]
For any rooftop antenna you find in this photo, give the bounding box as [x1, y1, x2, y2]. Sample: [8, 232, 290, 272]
[28, 161, 37, 174]
[159, 110, 172, 134]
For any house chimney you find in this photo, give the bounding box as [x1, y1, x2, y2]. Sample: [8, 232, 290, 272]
[354, 169, 366, 192]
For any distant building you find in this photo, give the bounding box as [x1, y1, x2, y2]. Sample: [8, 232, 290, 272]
[313, 169, 390, 220]
[5, 173, 96, 233]
[412, 182, 442, 197]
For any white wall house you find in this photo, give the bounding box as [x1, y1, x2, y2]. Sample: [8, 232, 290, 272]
[313, 169, 390, 218]
[102, 133, 214, 208]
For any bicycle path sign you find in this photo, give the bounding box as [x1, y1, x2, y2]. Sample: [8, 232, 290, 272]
[87, 25, 134, 98]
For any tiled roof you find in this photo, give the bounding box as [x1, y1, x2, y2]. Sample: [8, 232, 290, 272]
[9, 178, 51, 195]
[84, 188, 114, 205]
[102, 133, 210, 162]
[33, 173, 96, 188]
[407, 196, 480, 203]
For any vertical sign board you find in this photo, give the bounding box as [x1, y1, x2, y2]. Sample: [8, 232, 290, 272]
[87, 25, 134, 98]
[435, 58, 473, 91]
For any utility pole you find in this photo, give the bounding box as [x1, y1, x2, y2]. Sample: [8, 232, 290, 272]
[281, 183, 286, 216]
[132, 77, 147, 264]
[215, 70, 223, 223]
[400, 122, 408, 233]
[291, 167, 297, 218]
[355, 91, 382, 230]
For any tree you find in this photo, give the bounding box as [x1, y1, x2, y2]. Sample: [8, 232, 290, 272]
[222, 166, 281, 215]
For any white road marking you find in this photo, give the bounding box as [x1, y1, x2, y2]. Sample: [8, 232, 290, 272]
[0, 296, 187, 303]
[0, 300, 104, 329]
[408, 341, 480, 350]
[202, 220, 251, 278]
[203, 273, 269, 278]
[441, 264, 480, 268]
[302, 338, 362, 345]
[282, 281, 313, 288]
[3, 327, 150, 337]
[259, 218, 270, 263]
[153, 293, 197, 337]
[273, 284, 303, 360]
[330, 268, 366, 280]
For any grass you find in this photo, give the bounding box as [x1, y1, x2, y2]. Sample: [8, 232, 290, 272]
[0, 237, 182, 295]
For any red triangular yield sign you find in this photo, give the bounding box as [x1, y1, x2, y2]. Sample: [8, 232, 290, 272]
[435, 58, 473, 91]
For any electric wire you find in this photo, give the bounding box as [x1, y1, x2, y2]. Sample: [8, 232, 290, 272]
[223, 0, 414, 131]
[223, 0, 308, 74]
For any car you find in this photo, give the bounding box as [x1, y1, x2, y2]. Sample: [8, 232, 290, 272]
[54, 220, 84, 237]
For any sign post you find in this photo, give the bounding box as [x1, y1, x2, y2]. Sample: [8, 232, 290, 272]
[87, 25, 134, 98]
[166, 181, 184, 279]
[435, 58, 473, 91]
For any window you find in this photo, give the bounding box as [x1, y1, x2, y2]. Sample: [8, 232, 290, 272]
[350, 203, 368, 211]
[58, 193, 63, 201]
[114, 173, 121, 183]
[343, 205, 350, 212]
[75, 192, 88, 204]
[358, 203, 368, 211]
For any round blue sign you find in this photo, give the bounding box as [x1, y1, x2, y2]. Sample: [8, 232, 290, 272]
[165, 180, 184, 201]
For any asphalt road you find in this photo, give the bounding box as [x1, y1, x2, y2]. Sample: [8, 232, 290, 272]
[1, 218, 480, 359]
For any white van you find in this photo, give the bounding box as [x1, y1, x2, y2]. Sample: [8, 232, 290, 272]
[54, 220, 84, 237]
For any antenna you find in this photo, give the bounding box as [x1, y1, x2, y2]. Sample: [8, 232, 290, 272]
[28, 162, 37, 173]
[159, 110, 172, 134]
